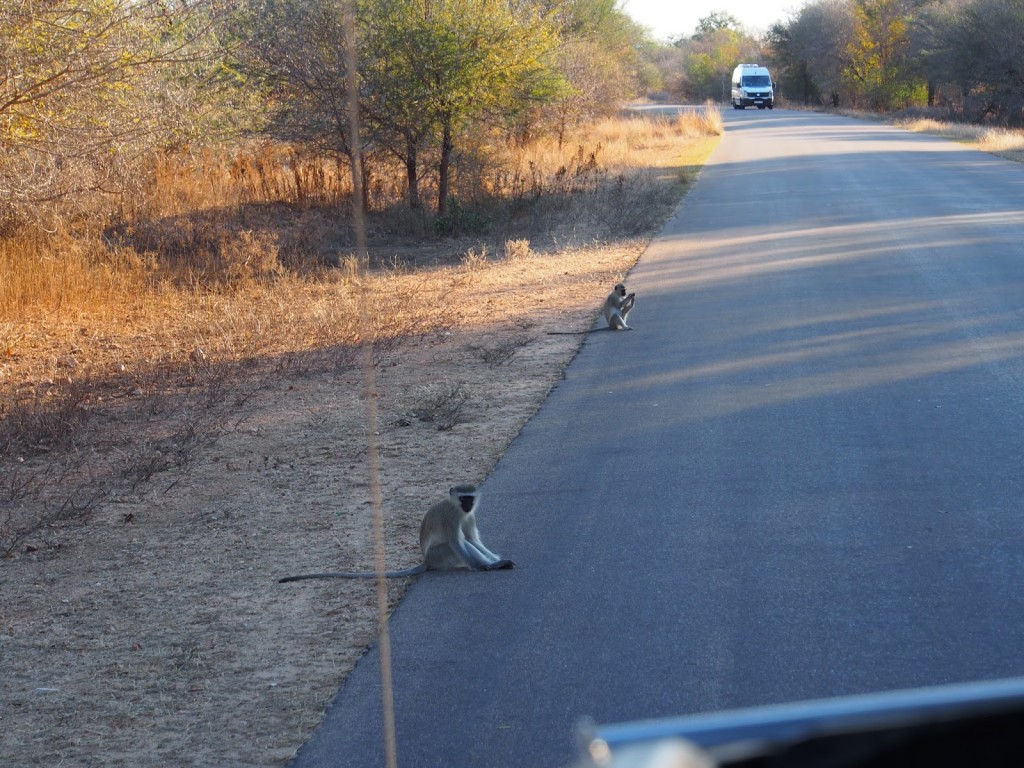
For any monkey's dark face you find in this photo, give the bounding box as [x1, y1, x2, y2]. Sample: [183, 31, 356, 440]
[457, 495, 476, 513]
[614, 284, 626, 296]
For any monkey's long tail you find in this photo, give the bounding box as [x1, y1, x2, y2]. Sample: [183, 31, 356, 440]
[546, 327, 621, 335]
[279, 564, 427, 582]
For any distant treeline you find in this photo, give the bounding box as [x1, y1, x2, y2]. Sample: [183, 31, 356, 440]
[662, 1, 1024, 124]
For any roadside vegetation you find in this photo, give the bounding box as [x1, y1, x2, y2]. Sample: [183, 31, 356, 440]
[891, 117, 1024, 163]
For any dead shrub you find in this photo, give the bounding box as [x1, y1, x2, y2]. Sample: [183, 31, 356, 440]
[1, 465, 108, 557]
[109, 215, 285, 286]
[461, 246, 490, 271]
[469, 334, 534, 366]
[1, 379, 92, 458]
[0, 355, 279, 557]
[408, 382, 472, 431]
[503, 239, 532, 261]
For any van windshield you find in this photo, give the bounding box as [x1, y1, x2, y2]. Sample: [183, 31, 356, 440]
[742, 75, 771, 87]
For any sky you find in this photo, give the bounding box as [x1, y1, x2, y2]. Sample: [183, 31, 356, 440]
[621, 0, 800, 40]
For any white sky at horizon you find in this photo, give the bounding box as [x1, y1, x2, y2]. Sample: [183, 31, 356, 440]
[621, 0, 802, 41]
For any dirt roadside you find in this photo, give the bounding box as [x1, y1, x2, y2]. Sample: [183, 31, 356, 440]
[0, 235, 674, 765]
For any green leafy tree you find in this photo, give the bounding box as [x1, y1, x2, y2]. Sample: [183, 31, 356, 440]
[533, 0, 645, 143]
[634, 39, 687, 100]
[693, 10, 741, 39]
[844, 0, 926, 109]
[677, 13, 761, 102]
[360, 0, 561, 215]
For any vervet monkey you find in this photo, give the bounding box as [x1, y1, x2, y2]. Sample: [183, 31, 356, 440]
[603, 283, 635, 330]
[548, 282, 636, 334]
[278, 484, 514, 582]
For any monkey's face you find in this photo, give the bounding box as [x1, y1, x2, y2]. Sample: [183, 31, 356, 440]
[614, 284, 626, 296]
[457, 495, 476, 513]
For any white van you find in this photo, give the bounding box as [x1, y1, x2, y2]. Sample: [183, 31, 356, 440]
[731, 64, 774, 110]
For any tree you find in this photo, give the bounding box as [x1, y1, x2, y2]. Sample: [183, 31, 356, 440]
[692, 10, 741, 39]
[927, 0, 1024, 123]
[634, 39, 688, 100]
[770, 0, 929, 110]
[361, 0, 561, 215]
[0, 0, 227, 224]
[768, 0, 856, 106]
[676, 14, 761, 102]
[533, 0, 645, 142]
[546, 39, 631, 144]
[844, 0, 926, 109]
[234, 0, 357, 157]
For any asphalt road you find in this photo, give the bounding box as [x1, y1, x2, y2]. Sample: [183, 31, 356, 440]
[289, 110, 1024, 768]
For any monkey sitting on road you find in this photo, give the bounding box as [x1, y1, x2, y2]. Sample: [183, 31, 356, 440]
[548, 282, 636, 335]
[603, 282, 635, 330]
[278, 484, 514, 582]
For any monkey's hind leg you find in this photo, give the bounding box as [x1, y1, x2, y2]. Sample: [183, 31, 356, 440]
[465, 538, 515, 569]
[608, 310, 632, 331]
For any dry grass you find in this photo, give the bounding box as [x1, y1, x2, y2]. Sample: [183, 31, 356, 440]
[895, 117, 1024, 163]
[1, 108, 719, 322]
[829, 105, 1024, 164]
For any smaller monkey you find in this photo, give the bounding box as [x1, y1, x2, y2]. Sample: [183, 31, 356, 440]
[603, 283, 635, 330]
[278, 484, 514, 582]
[548, 282, 636, 334]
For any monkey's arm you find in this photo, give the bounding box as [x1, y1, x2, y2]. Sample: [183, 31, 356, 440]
[465, 535, 509, 565]
[278, 564, 426, 582]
